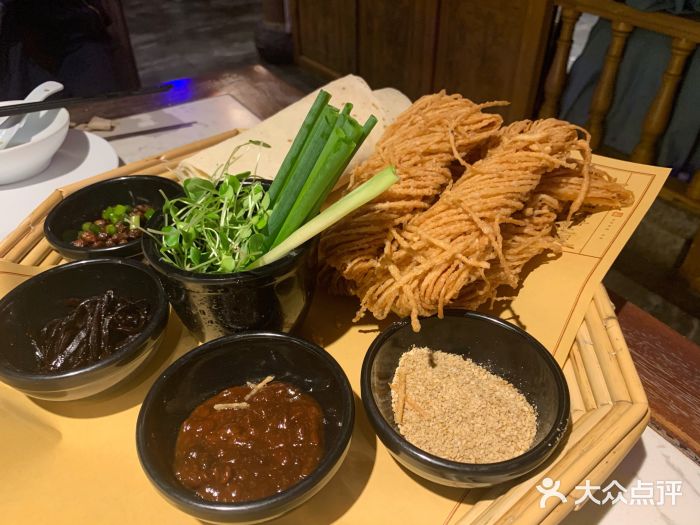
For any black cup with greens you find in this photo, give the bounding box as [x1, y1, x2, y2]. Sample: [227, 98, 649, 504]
[141, 177, 317, 342]
[139, 88, 397, 341]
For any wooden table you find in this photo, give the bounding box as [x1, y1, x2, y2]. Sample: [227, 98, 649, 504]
[612, 293, 700, 463]
[69, 64, 305, 124]
[70, 63, 700, 465]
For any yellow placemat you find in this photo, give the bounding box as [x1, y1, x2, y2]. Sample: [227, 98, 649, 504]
[0, 262, 465, 524]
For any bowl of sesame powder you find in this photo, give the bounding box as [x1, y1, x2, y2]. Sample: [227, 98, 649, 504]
[360, 310, 570, 488]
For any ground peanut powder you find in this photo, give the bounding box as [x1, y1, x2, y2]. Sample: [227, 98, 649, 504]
[390, 346, 537, 463]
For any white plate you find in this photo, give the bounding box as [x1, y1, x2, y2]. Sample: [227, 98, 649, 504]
[0, 129, 119, 239]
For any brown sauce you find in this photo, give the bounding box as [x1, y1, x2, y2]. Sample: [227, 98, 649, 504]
[31, 290, 150, 373]
[173, 380, 324, 503]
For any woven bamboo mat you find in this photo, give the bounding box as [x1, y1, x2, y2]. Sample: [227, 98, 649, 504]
[452, 287, 649, 524]
[0, 131, 648, 524]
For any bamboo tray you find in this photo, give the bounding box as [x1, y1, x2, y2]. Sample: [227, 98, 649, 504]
[0, 132, 649, 525]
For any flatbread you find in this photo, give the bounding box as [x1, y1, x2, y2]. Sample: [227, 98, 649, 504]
[181, 75, 411, 181]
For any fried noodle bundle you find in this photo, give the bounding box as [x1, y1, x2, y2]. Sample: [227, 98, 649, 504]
[320, 92, 634, 330]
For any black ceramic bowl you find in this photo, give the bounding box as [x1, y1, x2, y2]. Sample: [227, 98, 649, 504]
[142, 211, 316, 342]
[361, 310, 570, 488]
[44, 175, 183, 260]
[0, 259, 169, 400]
[136, 332, 354, 523]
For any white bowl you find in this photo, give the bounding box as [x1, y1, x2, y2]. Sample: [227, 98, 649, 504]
[0, 102, 70, 185]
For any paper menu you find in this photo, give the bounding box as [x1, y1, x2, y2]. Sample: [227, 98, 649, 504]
[506, 156, 668, 364]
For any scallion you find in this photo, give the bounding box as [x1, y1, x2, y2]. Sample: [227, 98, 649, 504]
[265, 104, 339, 245]
[250, 165, 398, 268]
[267, 89, 331, 205]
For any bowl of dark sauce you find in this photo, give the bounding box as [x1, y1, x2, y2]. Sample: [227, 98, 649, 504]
[136, 332, 354, 523]
[44, 175, 183, 260]
[0, 258, 169, 400]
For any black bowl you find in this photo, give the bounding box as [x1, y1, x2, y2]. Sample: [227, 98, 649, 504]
[0, 259, 169, 400]
[142, 212, 316, 342]
[361, 310, 570, 488]
[136, 332, 354, 523]
[44, 175, 184, 260]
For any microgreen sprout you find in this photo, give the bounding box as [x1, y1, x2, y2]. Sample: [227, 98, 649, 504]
[147, 140, 272, 273]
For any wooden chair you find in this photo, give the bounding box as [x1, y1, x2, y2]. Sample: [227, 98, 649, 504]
[539, 0, 700, 288]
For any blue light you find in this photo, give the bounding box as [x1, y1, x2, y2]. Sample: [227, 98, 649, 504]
[162, 77, 195, 104]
